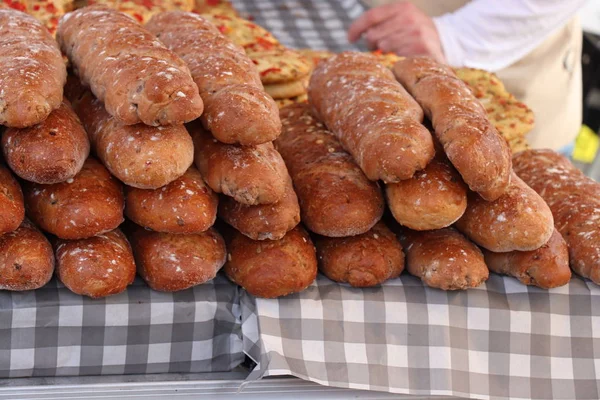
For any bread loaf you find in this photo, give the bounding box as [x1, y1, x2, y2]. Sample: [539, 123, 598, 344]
[315, 221, 404, 287]
[219, 178, 300, 240]
[393, 57, 512, 201]
[68, 83, 194, 189]
[223, 225, 317, 298]
[398, 227, 489, 290]
[0, 9, 66, 128]
[147, 12, 281, 145]
[308, 52, 435, 183]
[0, 163, 25, 234]
[57, 5, 203, 126]
[276, 104, 384, 237]
[0, 219, 54, 291]
[128, 224, 226, 292]
[386, 154, 467, 231]
[513, 149, 600, 284]
[125, 166, 218, 234]
[189, 123, 287, 205]
[23, 157, 124, 239]
[455, 173, 554, 252]
[483, 229, 571, 289]
[55, 228, 136, 298]
[2, 100, 90, 184]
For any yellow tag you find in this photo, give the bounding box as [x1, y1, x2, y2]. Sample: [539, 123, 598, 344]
[573, 125, 599, 163]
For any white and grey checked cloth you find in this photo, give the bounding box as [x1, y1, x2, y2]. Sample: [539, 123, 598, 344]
[0, 275, 244, 378]
[232, 1, 600, 399]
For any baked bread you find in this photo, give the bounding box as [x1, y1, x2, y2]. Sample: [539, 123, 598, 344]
[308, 52, 435, 183]
[125, 166, 218, 234]
[0, 9, 66, 128]
[55, 228, 136, 298]
[264, 77, 308, 100]
[2, 99, 90, 184]
[147, 12, 281, 146]
[23, 157, 124, 239]
[128, 224, 226, 292]
[219, 177, 300, 240]
[483, 229, 571, 289]
[223, 225, 317, 298]
[398, 226, 489, 290]
[1, 0, 73, 35]
[87, 0, 194, 24]
[315, 221, 404, 287]
[455, 173, 554, 252]
[68, 83, 194, 189]
[57, 5, 203, 126]
[190, 122, 288, 205]
[394, 57, 512, 201]
[513, 149, 600, 285]
[277, 104, 384, 237]
[0, 219, 54, 291]
[0, 163, 25, 234]
[386, 153, 467, 231]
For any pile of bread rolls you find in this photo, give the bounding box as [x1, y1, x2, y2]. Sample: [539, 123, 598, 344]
[1, 5, 598, 302]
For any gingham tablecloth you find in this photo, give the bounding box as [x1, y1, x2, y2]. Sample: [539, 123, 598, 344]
[232, 1, 600, 399]
[0, 275, 244, 378]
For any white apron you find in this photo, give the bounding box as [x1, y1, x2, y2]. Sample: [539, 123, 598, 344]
[363, 0, 583, 150]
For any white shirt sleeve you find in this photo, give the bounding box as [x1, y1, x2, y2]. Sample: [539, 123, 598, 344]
[432, 0, 587, 71]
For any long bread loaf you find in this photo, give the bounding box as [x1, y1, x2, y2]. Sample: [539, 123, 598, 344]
[0, 163, 25, 234]
[513, 149, 600, 284]
[308, 52, 434, 183]
[147, 11, 281, 145]
[0, 9, 66, 128]
[276, 104, 384, 237]
[57, 5, 203, 126]
[393, 57, 511, 201]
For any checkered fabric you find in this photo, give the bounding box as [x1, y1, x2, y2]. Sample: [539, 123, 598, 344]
[0, 275, 244, 378]
[241, 274, 600, 400]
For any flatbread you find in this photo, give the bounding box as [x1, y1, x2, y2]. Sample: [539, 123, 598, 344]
[202, 13, 279, 52]
[193, 0, 235, 16]
[88, 0, 194, 23]
[275, 94, 308, 109]
[507, 136, 530, 154]
[264, 77, 308, 99]
[2, 0, 73, 35]
[249, 48, 311, 84]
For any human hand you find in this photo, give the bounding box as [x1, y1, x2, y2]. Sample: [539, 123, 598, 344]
[348, 1, 446, 63]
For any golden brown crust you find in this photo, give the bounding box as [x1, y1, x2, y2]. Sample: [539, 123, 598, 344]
[386, 154, 467, 231]
[55, 228, 136, 298]
[128, 225, 226, 292]
[315, 221, 404, 287]
[68, 84, 194, 189]
[57, 5, 203, 126]
[393, 57, 512, 201]
[0, 9, 66, 128]
[125, 167, 218, 234]
[147, 12, 281, 146]
[398, 227, 489, 290]
[23, 157, 124, 239]
[0, 219, 54, 291]
[455, 173, 554, 252]
[219, 177, 300, 240]
[264, 77, 308, 100]
[223, 225, 317, 298]
[190, 122, 288, 205]
[277, 104, 384, 237]
[0, 163, 25, 234]
[483, 229, 571, 289]
[308, 52, 435, 183]
[513, 149, 600, 284]
[2, 99, 90, 184]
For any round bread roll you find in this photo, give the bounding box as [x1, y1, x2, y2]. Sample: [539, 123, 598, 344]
[125, 167, 218, 234]
[23, 158, 124, 240]
[0, 219, 54, 291]
[219, 178, 300, 240]
[2, 100, 90, 184]
[386, 156, 467, 231]
[455, 173, 554, 252]
[0, 163, 25, 234]
[315, 221, 404, 287]
[55, 229, 136, 298]
[224, 225, 317, 298]
[128, 225, 226, 292]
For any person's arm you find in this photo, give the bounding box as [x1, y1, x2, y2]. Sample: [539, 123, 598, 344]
[433, 0, 587, 71]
